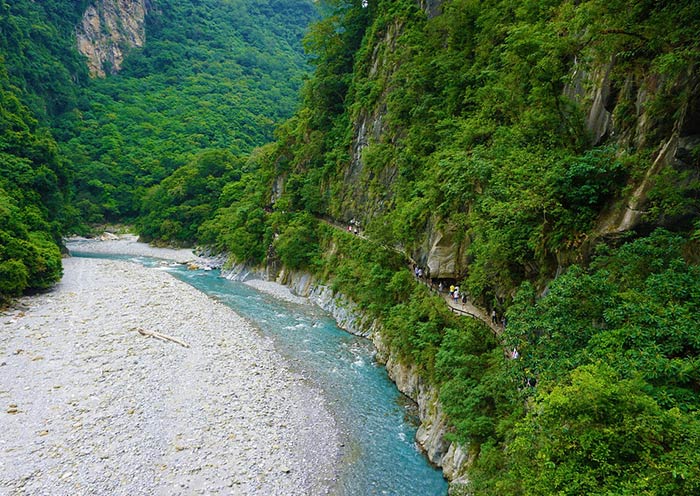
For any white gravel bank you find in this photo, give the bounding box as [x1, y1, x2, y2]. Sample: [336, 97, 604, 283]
[69, 235, 310, 304]
[66, 234, 198, 264]
[0, 254, 340, 495]
[242, 280, 309, 305]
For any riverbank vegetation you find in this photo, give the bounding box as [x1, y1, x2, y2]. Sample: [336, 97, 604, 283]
[0, 0, 82, 301]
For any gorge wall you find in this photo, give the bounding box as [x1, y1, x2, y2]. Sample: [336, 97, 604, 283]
[76, 0, 148, 77]
[332, 1, 699, 284]
[253, 2, 699, 490]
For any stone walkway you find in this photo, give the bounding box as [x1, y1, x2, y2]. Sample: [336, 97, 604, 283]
[319, 216, 502, 335]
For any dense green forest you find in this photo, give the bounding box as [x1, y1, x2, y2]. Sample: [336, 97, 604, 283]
[186, 0, 700, 493]
[61, 0, 317, 227]
[0, 0, 316, 301]
[0, 0, 89, 302]
[2, 0, 700, 493]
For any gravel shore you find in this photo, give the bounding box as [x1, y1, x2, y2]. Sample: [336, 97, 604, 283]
[65, 235, 199, 264]
[0, 244, 340, 495]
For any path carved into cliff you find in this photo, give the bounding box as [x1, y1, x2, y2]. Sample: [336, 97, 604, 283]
[318, 216, 502, 335]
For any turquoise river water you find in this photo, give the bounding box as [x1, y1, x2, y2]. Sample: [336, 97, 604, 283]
[73, 251, 448, 496]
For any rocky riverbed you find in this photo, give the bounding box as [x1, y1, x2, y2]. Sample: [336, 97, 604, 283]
[66, 234, 198, 263]
[0, 244, 340, 495]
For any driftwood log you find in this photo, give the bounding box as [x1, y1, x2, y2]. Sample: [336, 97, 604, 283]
[133, 327, 190, 348]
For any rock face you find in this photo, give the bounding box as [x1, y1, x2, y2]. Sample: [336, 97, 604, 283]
[419, 0, 445, 19]
[76, 0, 148, 77]
[564, 58, 700, 236]
[421, 222, 469, 280]
[334, 8, 699, 279]
[337, 19, 402, 222]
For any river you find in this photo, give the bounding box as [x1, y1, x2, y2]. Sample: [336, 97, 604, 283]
[73, 250, 448, 495]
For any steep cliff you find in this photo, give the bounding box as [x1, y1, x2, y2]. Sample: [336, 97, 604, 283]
[153, 2, 699, 492]
[228, 1, 700, 492]
[564, 55, 700, 237]
[76, 0, 148, 77]
[306, 2, 698, 307]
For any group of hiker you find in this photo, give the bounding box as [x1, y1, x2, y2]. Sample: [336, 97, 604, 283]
[347, 218, 361, 235]
[411, 265, 513, 331]
[411, 263, 534, 387]
[413, 265, 428, 279]
[442, 283, 468, 306]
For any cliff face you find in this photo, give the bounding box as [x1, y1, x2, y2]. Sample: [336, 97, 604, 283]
[247, 2, 699, 492]
[76, 0, 148, 77]
[565, 58, 700, 238]
[334, 4, 699, 281]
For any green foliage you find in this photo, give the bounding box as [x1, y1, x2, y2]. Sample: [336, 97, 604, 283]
[62, 0, 318, 224]
[317, 225, 406, 312]
[197, 144, 277, 263]
[489, 230, 700, 494]
[0, 61, 66, 301]
[0, 0, 89, 119]
[556, 147, 626, 209]
[137, 149, 242, 245]
[507, 364, 700, 495]
[436, 324, 508, 444]
[2, 1, 700, 491]
[273, 212, 320, 269]
[0, 259, 29, 297]
[192, 6, 700, 492]
[284, 0, 697, 308]
[383, 285, 451, 375]
[646, 155, 700, 228]
[302, 0, 371, 125]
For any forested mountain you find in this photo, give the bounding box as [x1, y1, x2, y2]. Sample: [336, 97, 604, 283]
[1, 0, 700, 493]
[183, 0, 700, 493]
[0, 0, 316, 301]
[61, 0, 317, 227]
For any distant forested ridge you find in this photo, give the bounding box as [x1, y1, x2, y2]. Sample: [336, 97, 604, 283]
[0, 0, 317, 300]
[61, 0, 318, 229]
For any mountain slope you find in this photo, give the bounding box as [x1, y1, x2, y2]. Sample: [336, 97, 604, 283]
[61, 0, 317, 225]
[197, 1, 700, 492]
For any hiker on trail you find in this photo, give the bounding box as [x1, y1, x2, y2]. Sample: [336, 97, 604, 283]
[417, 268, 423, 278]
[491, 309, 497, 323]
[449, 284, 455, 294]
[453, 286, 460, 303]
[438, 282, 443, 293]
[461, 293, 467, 306]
